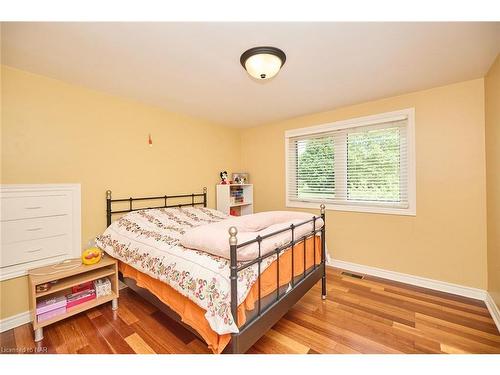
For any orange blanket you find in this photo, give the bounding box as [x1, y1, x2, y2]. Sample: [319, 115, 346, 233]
[119, 236, 321, 353]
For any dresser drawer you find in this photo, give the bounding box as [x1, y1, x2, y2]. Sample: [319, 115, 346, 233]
[1, 235, 70, 268]
[1, 215, 71, 244]
[1, 194, 71, 221]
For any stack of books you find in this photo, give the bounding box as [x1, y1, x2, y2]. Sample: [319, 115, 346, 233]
[36, 295, 67, 322]
[67, 283, 96, 309]
[230, 186, 244, 204]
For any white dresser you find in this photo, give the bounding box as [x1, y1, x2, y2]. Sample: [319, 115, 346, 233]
[0, 184, 81, 281]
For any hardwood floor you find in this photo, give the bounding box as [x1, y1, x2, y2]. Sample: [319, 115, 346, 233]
[2, 267, 500, 354]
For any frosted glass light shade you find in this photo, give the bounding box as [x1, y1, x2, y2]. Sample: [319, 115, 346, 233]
[244, 53, 282, 80]
[240, 47, 286, 80]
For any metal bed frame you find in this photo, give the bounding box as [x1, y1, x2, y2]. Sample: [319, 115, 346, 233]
[105, 188, 327, 354]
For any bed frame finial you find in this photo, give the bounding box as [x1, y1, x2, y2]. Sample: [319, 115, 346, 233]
[320, 204, 325, 215]
[106, 190, 112, 199]
[203, 187, 207, 193]
[228, 226, 238, 246]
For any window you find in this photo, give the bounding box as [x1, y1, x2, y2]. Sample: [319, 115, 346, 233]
[286, 108, 416, 215]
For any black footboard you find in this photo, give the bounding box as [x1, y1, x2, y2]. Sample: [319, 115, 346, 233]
[225, 204, 326, 353]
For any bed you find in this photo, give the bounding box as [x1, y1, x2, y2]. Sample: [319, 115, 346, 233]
[97, 188, 327, 353]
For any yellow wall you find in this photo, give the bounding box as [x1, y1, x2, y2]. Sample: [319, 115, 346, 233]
[0, 66, 241, 319]
[241, 79, 488, 289]
[485, 54, 500, 308]
[0, 65, 492, 322]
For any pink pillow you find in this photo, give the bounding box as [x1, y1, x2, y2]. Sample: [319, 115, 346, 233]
[180, 211, 324, 261]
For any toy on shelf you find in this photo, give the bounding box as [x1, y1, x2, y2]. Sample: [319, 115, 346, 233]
[82, 247, 102, 265]
[232, 173, 249, 184]
[220, 171, 229, 184]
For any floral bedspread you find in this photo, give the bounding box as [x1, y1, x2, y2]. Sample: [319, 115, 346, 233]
[95, 207, 278, 335]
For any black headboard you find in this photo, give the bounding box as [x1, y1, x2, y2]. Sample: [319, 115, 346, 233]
[105, 187, 207, 227]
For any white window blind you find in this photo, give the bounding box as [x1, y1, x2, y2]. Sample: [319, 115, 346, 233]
[286, 109, 415, 215]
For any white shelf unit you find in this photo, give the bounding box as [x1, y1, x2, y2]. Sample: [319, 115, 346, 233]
[216, 184, 253, 216]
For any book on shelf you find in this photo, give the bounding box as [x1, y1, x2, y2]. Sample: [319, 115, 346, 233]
[36, 295, 67, 322]
[36, 295, 67, 315]
[66, 288, 96, 309]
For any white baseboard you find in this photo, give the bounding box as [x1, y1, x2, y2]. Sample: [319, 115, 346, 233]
[330, 259, 487, 301]
[485, 293, 500, 334]
[0, 311, 30, 333]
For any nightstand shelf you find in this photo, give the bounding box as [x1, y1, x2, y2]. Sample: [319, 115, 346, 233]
[35, 293, 117, 329]
[28, 255, 119, 342]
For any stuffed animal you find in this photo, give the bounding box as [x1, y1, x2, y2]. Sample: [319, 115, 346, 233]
[220, 171, 229, 184]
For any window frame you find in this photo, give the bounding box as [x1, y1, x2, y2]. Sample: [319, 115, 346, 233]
[285, 108, 416, 216]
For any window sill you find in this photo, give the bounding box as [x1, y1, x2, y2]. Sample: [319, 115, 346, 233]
[286, 200, 416, 216]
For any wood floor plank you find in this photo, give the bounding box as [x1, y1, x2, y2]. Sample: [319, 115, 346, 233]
[131, 310, 193, 354]
[415, 315, 500, 348]
[414, 321, 500, 354]
[263, 329, 310, 354]
[317, 302, 430, 353]
[90, 314, 135, 354]
[125, 332, 155, 354]
[3, 266, 499, 354]
[328, 288, 416, 327]
[440, 343, 469, 354]
[415, 313, 500, 342]
[43, 321, 70, 354]
[129, 322, 172, 354]
[273, 318, 344, 354]
[382, 285, 490, 315]
[120, 289, 157, 315]
[53, 320, 89, 354]
[150, 310, 198, 345]
[346, 286, 498, 333]
[114, 304, 139, 325]
[98, 305, 135, 339]
[285, 309, 404, 354]
[86, 309, 102, 320]
[391, 322, 443, 353]
[76, 345, 95, 354]
[0, 329, 17, 353]
[72, 314, 114, 354]
[370, 288, 494, 322]
[13, 324, 36, 353]
[187, 339, 212, 354]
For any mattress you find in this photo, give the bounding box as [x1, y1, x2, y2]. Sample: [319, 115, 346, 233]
[95, 206, 321, 338]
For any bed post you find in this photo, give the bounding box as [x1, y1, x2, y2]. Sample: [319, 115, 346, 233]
[229, 226, 239, 353]
[203, 187, 207, 208]
[106, 190, 112, 227]
[320, 204, 327, 300]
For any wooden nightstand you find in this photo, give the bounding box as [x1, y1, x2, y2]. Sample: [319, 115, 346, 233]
[28, 255, 119, 342]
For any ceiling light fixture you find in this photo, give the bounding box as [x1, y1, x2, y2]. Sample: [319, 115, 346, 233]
[240, 46, 286, 80]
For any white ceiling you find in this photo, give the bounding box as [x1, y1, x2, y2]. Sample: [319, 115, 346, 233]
[2, 22, 499, 127]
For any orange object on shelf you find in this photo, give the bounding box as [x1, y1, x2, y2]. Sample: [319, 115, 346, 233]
[81, 247, 102, 265]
